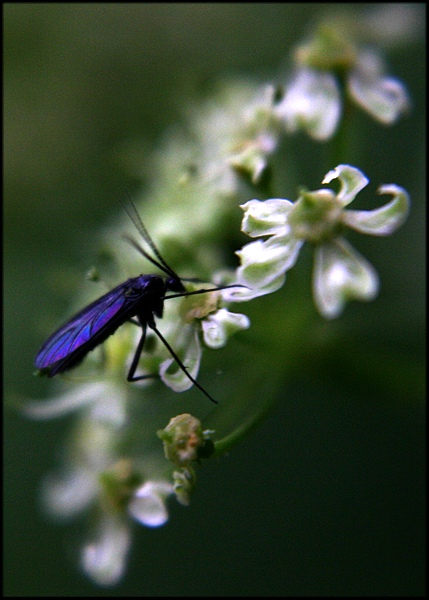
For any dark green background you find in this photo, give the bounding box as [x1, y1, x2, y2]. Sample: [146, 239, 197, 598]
[4, 4, 425, 596]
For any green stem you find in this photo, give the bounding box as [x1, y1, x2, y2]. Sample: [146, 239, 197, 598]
[329, 82, 355, 168]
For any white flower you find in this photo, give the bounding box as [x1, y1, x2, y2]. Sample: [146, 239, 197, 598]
[275, 22, 409, 140]
[276, 68, 341, 140]
[224, 165, 410, 318]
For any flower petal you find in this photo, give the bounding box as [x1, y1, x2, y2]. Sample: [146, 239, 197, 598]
[22, 383, 111, 419]
[322, 164, 369, 207]
[241, 198, 294, 237]
[128, 481, 173, 528]
[234, 235, 303, 291]
[230, 132, 277, 184]
[276, 68, 341, 140]
[313, 239, 379, 319]
[202, 308, 250, 349]
[159, 325, 201, 392]
[348, 50, 409, 124]
[82, 514, 131, 587]
[342, 184, 410, 236]
[42, 468, 98, 518]
[220, 270, 287, 302]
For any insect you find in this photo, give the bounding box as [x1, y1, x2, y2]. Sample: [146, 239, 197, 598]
[35, 198, 241, 403]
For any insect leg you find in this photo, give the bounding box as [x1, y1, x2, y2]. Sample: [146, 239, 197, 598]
[127, 322, 157, 382]
[150, 324, 218, 404]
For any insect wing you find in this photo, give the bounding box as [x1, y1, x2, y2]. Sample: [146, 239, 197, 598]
[35, 283, 130, 371]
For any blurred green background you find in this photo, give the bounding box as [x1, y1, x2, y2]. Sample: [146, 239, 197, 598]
[4, 4, 425, 595]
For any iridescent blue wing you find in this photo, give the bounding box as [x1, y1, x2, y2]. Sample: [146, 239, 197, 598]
[35, 275, 165, 376]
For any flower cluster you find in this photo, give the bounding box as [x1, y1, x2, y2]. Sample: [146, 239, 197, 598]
[23, 377, 220, 585]
[223, 165, 410, 319]
[23, 380, 174, 586]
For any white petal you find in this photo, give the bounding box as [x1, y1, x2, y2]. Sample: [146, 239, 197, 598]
[240, 198, 294, 237]
[322, 165, 369, 207]
[202, 308, 250, 349]
[230, 132, 277, 184]
[313, 240, 379, 319]
[342, 184, 410, 236]
[129, 481, 173, 528]
[22, 383, 111, 419]
[348, 51, 409, 124]
[159, 325, 201, 392]
[82, 515, 131, 586]
[238, 236, 302, 283]
[220, 270, 287, 302]
[276, 69, 340, 140]
[42, 468, 97, 518]
[222, 234, 303, 301]
[88, 395, 128, 428]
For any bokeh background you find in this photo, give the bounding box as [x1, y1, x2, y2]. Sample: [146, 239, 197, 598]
[4, 4, 425, 596]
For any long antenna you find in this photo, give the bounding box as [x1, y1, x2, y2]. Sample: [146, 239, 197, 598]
[120, 193, 180, 281]
[120, 195, 246, 403]
[122, 234, 183, 286]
